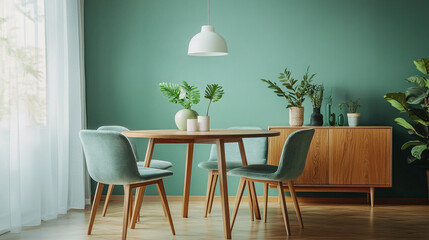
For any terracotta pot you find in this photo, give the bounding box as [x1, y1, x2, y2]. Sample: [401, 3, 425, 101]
[289, 107, 304, 126]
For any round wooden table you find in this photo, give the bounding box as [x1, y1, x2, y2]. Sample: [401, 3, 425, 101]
[123, 129, 279, 239]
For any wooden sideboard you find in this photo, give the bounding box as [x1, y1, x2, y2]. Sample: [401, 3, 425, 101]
[268, 126, 392, 207]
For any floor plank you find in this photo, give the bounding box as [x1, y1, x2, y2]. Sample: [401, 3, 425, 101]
[1, 199, 429, 239]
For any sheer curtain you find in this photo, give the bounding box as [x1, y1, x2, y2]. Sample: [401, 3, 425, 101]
[0, 0, 89, 233]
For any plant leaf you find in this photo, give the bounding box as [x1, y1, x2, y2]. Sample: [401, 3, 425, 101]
[414, 58, 429, 75]
[401, 140, 425, 150]
[405, 87, 427, 105]
[261, 79, 288, 99]
[411, 144, 427, 159]
[406, 75, 427, 87]
[407, 156, 419, 164]
[204, 84, 224, 102]
[394, 117, 424, 138]
[384, 92, 408, 112]
[159, 82, 182, 104]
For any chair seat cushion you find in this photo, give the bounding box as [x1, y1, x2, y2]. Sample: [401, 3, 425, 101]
[136, 167, 173, 182]
[137, 159, 173, 169]
[228, 164, 279, 181]
[198, 161, 244, 170]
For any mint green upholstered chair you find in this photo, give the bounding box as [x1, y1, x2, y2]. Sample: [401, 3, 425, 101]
[79, 130, 175, 240]
[228, 128, 315, 236]
[97, 126, 172, 216]
[97, 126, 173, 169]
[197, 126, 267, 217]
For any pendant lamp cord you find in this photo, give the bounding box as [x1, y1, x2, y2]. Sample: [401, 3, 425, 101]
[208, 0, 210, 25]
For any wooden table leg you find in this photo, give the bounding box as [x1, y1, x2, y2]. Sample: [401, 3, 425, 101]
[216, 139, 231, 239]
[237, 139, 261, 220]
[143, 138, 155, 167]
[182, 143, 194, 218]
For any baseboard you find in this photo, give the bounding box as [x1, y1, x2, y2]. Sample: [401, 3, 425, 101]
[96, 195, 429, 205]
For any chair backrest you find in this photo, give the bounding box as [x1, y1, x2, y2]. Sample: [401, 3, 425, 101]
[79, 130, 142, 185]
[208, 126, 268, 164]
[97, 125, 140, 160]
[273, 128, 315, 181]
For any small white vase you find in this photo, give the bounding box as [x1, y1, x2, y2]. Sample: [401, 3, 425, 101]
[289, 107, 304, 126]
[347, 113, 360, 127]
[175, 109, 198, 131]
[198, 116, 210, 132]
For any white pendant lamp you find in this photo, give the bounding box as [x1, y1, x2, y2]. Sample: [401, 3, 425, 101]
[188, 0, 228, 56]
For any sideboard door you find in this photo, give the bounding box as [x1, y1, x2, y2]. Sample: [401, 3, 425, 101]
[329, 128, 391, 185]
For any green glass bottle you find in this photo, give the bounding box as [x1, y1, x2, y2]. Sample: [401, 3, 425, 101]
[337, 113, 345, 126]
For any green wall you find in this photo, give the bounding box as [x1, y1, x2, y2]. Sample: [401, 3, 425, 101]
[84, 0, 429, 198]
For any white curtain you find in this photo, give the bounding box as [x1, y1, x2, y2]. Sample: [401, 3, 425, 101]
[0, 0, 89, 233]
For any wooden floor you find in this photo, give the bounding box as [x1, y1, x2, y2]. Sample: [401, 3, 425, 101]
[1, 197, 429, 240]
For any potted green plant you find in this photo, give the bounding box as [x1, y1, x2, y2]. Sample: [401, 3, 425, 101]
[261, 67, 315, 126]
[159, 81, 200, 130]
[308, 84, 324, 126]
[199, 84, 225, 131]
[384, 58, 429, 199]
[339, 98, 361, 126]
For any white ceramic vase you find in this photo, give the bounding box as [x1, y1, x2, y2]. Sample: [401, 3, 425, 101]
[175, 109, 198, 131]
[198, 116, 210, 131]
[289, 107, 304, 126]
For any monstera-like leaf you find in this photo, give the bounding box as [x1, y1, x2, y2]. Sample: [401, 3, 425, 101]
[414, 58, 429, 75]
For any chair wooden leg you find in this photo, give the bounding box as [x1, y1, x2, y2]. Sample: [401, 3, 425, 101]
[130, 187, 145, 229]
[246, 180, 254, 221]
[208, 173, 218, 214]
[122, 185, 132, 240]
[88, 182, 104, 235]
[249, 181, 261, 220]
[156, 180, 176, 235]
[263, 183, 268, 223]
[128, 194, 133, 223]
[230, 177, 246, 230]
[288, 181, 303, 230]
[102, 184, 114, 217]
[204, 171, 214, 217]
[277, 182, 291, 235]
[135, 186, 146, 223]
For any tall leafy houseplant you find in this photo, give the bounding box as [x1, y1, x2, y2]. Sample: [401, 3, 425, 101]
[261, 67, 315, 126]
[159, 81, 200, 130]
[384, 58, 429, 199]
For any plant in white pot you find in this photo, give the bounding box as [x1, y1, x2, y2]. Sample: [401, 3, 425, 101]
[339, 98, 361, 126]
[159, 81, 200, 130]
[261, 67, 315, 126]
[199, 84, 224, 131]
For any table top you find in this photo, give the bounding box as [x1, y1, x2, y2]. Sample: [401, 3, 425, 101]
[122, 129, 280, 139]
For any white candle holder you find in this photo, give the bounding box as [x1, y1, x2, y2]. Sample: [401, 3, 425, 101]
[187, 119, 198, 132]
